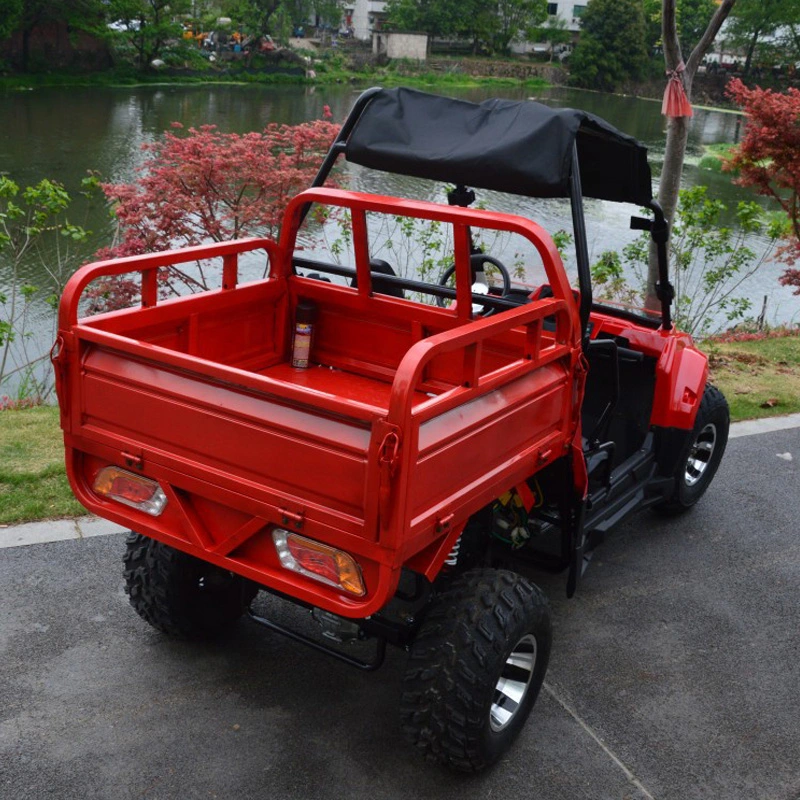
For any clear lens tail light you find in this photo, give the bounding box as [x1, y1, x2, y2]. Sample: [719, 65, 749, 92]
[93, 466, 168, 516]
[272, 529, 366, 597]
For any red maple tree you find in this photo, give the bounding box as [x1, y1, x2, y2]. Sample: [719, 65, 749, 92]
[725, 78, 800, 294]
[88, 118, 339, 311]
[101, 119, 339, 254]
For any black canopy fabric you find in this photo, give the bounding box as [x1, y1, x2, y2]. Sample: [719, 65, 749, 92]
[344, 88, 653, 206]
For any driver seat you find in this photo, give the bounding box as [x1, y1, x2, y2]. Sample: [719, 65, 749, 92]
[350, 258, 404, 299]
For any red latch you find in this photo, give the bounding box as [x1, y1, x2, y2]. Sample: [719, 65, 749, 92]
[435, 513, 454, 533]
[279, 507, 305, 530]
[379, 430, 401, 477]
[378, 427, 402, 528]
[49, 335, 69, 426]
[122, 451, 144, 470]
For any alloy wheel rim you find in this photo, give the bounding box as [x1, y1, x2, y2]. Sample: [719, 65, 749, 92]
[490, 633, 537, 732]
[685, 422, 717, 487]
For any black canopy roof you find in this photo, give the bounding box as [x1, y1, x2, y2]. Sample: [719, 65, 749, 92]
[344, 88, 653, 206]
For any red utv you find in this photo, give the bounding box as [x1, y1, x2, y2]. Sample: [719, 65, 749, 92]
[54, 87, 729, 772]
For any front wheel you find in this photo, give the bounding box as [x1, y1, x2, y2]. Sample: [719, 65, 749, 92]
[656, 384, 730, 515]
[400, 569, 552, 772]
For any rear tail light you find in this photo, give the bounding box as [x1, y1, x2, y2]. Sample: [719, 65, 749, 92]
[92, 466, 168, 516]
[272, 529, 366, 597]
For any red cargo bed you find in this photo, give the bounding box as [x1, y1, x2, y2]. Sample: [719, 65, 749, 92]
[55, 190, 581, 617]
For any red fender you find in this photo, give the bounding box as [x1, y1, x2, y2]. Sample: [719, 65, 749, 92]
[650, 335, 708, 430]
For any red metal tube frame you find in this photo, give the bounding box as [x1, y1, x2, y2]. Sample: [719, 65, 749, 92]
[59, 237, 280, 331]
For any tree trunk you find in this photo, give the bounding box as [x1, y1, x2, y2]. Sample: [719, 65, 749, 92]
[743, 27, 761, 79]
[645, 0, 737, 310]
[21, 26, 31, 72]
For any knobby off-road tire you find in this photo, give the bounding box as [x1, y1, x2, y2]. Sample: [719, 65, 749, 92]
[123, 532, 259, 639]
[656, 384, 730, 515]
[401, 568, 552, 772]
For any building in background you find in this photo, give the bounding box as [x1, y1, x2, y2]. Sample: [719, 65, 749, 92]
[546, 0, 585, 32]
[342, 0, 387, 41]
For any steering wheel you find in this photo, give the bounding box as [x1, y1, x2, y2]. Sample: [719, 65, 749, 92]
[436, 254, 512, 315]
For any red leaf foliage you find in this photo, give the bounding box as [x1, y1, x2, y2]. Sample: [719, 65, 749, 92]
[707, 325, 800, 343]
[87, 118, 339, 313]
[101, 119, 340, 254]
[725, 79, 800, 293]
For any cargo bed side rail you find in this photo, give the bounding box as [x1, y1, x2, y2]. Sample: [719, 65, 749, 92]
[388, 296, 571, 430]
[58, 237, 280, 330]
[379, 297, 576, 554]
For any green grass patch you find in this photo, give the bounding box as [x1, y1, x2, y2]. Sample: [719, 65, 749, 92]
[1, 63, 550, 92]
[0, 406, 84, 524]
[378, 74, 549, 90]
[701, 332, 800, 420]
[698, 143, 737, 173]
[0, 69, 308, 90]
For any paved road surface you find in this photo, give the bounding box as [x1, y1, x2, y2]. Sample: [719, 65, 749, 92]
[1, 425, 798, 799]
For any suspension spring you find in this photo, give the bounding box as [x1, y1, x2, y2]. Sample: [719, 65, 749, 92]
[444, 534, 462, 567]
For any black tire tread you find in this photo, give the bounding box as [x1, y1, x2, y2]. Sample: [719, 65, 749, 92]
[123, 532, 258, 639]
[400, 568, 551, 772]
[656, 383, 730, 515]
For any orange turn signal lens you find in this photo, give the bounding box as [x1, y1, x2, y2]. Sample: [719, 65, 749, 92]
[272, 529, 366, 597]
[93, 466, 168, 516]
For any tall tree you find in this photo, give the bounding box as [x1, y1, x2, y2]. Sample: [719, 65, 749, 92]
[224, 0, 324, 38]
[645, 0, 735, 309]
[533, 13, 572, 59]
[494, 0, 547, 53]
[0, 0, 24, 41]
[727, 0, 800, 79]
[104, 0, 189, 68]
[725, 0, 799, 78]
[677, 0, 718, 54]
[569, 0, 649, 92]
[725, 79, 800, 294]
[9, 0, 102, 70]
[385, 0, 545, 52]
[642, 0, 717, 57]
[385, 0, 479, 40]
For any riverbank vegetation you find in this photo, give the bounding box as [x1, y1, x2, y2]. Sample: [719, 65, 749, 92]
[2, 0, 800, 99]
[0, 174, 104, 402]
[591, 185, 788, 336]
[704, 328, 800, 421]
[0, 58, 552, 92]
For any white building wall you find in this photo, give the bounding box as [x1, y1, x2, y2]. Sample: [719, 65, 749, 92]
[386, 32, 428, 60]
[548, 0, 586, 32]
[348, 0, 387, 41]
[510, 0, 583, 54]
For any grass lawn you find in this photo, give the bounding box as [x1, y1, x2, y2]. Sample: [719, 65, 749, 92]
[698, 142, 736, 172]
[0, 405, 84, 525]
[0, 331, 797, 525]
[702, 333, 800, 421]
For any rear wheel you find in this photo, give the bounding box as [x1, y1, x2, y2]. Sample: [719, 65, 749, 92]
[123, 533, 258, 639]
[656, 384, 729, 515]
[400, 568, 551, 772]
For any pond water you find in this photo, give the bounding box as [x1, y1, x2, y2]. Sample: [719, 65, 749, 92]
[0, 83, 797, 393]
